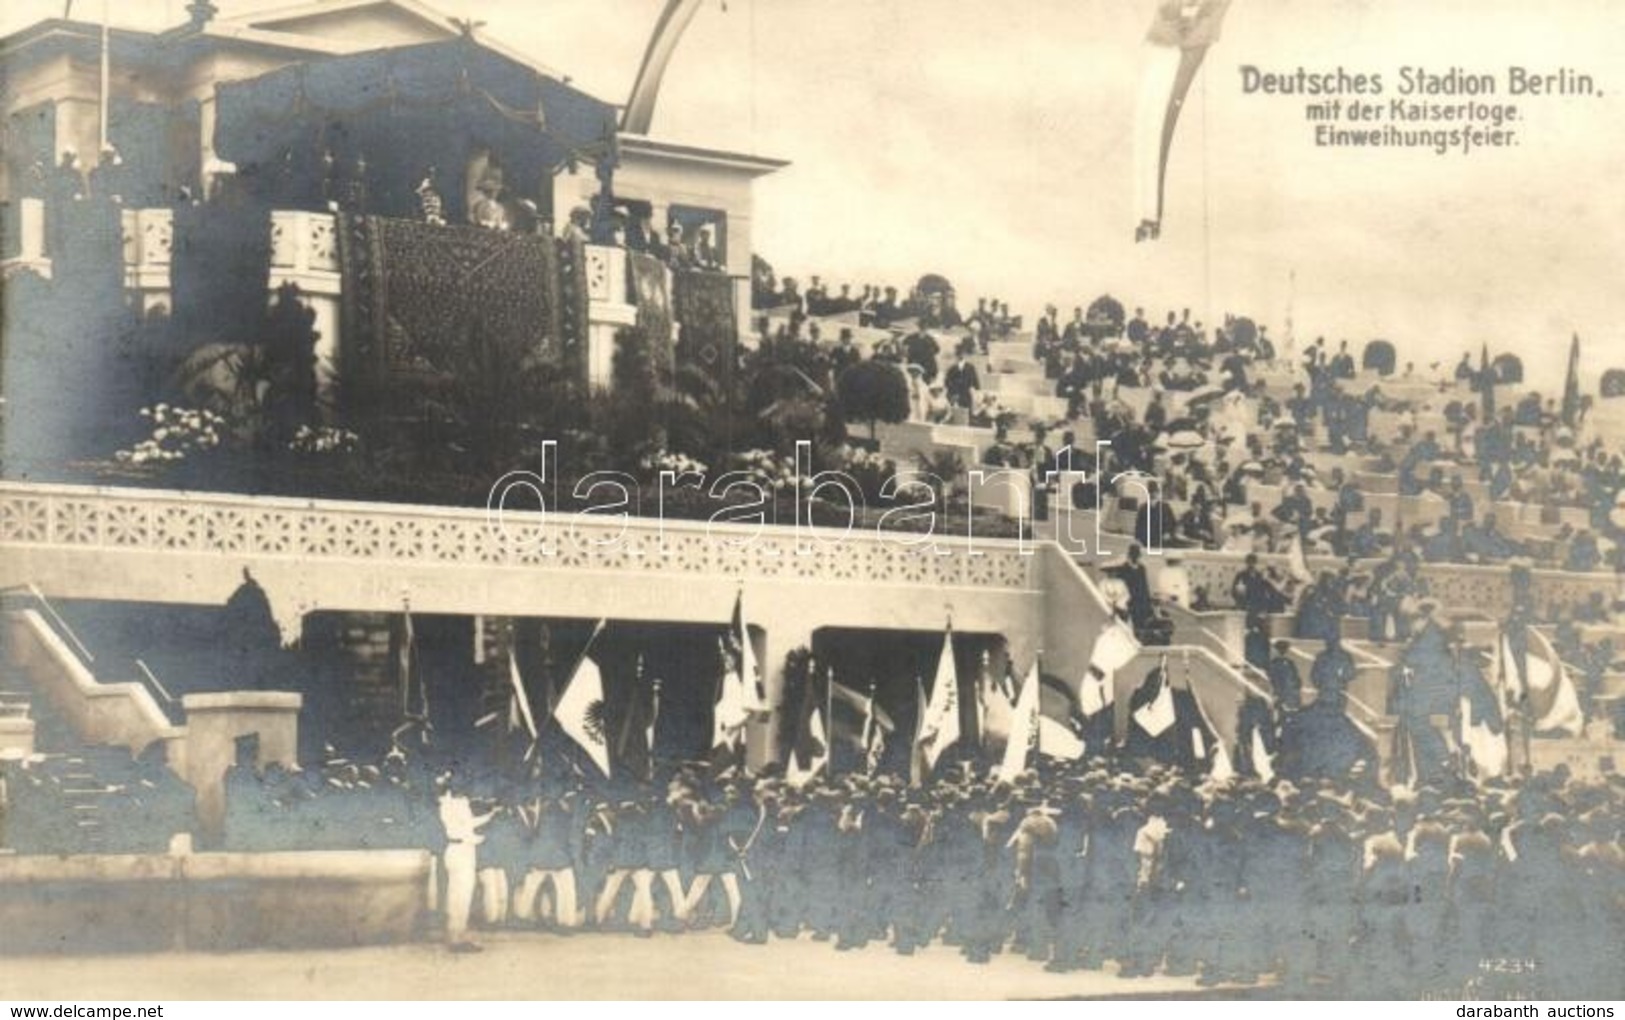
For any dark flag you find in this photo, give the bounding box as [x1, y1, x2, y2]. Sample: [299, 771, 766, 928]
[615, 657, 661, 781]
[390, 608, 431, 750]
[786, 666, 830, 788]
[830, 678, 894, 775]
[1133, 0, 1235, 240]
[1561, 333, 1582, 427]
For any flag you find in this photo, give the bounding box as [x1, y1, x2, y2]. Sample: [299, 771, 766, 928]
[1078, 667, 1113, 718]
[787, 704, 827, 788]
[1460, 660, 1508, 780]
[911, 677, 928, 787]
[831, 678, 897, 735]
[1561, 333, 1582, 427]
[830, 678, 895, 774]
[615, 659, 660, 780]
[398, 610, 415, 718]
[1286, 531, 1313, 584]
[916, 627, 962, 771]
[397, 610, 430, 739]
[712, 636, 750, 752]
[1250, 726, 1274, 783]
[1090, 617, 1141, 675]
[507, 645, 537, 741]
[1236, 695, 1276, 781]
[1133, 0, 1235, 238]
[729, 590, 769, 713]
[861, 683, 886, 775]
[555, 622, 611, 778]
[787, 666, 830, 787]
[978, 661, 1016, 748]
[1184, 658, 1246, 765]
[1038, 715, 1085, 762]
[1512, 628, 1585, 737]
[997, 659, 1040, 781]
[1131, 663, 1177, 738]
[646, 677, 661, 758]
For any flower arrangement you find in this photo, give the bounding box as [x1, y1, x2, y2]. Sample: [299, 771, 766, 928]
[639, 449, 709, 479]
[288, 425, 362, 455]
[734, 448, 806, 493]
[113, 405, 225, 465]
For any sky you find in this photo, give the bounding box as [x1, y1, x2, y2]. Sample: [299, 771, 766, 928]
[7, 0, 1624, 392]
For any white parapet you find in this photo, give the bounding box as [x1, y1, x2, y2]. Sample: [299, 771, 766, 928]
[3, 197, 52, 278]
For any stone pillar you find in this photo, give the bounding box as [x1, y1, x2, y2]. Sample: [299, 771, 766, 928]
[178, 691, 303, 842]
[120, 207, 173, 313]
[3, 197, 52, 278]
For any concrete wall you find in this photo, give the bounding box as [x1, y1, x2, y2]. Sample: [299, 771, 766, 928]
[0, 849, 430, 954]
[179, 692, 302, 839]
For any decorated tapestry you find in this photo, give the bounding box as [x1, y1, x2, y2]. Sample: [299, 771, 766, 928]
[336, 215, 566, 409]
[628, 251, 675, 386]
[672, 270, 738, 373]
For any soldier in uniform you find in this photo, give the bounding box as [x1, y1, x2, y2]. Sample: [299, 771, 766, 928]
[530, 789, 587, 930]
[1354, 799, 1416, 996]
[437, 769, 496, 952]
[961, 790, 1014, 964]
[1301, 795, 1360, 992]
[1007, 796, 1064, 964]
[680, 784, 741, 929]
[1444, 803, 1499, 985]
[833, 784, 873, 950]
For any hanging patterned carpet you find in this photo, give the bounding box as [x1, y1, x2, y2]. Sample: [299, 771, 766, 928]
[627, 251, 675, 387]
[672, 269, 738, 372]
[336, 215, 566, 404]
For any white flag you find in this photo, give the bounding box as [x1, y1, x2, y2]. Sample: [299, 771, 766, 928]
[1038, 715, 1084, 761]
[997, 660, 1040, 781]
[1250, 726, 1275, 783]
[1090, 618, 1140, 674]
[1526, 628, 1585, 737]
[713, 638, 750, 751]
[1459, 695, 1508, 779]
[917, 629, 962, 770]
[508, 646, 537, 741]
[556, 652, 611, 778]
[1133, 670, 1177, 738]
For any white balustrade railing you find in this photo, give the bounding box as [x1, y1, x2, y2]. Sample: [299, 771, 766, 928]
[0, 482, 1036, 592]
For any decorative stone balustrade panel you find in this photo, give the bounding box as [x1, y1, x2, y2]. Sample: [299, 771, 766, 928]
[120, 208, 174, 270]
[269, 210, 339, 273]
[1157, 548, 1617, 621]
[0, 485, 1034, 592]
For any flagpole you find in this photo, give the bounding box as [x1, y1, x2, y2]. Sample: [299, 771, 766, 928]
[826, 665, 834, 781]
[1451, 646, 1466, 785]
[615, 653, 644, 761]
[98, 0, 110, 153]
